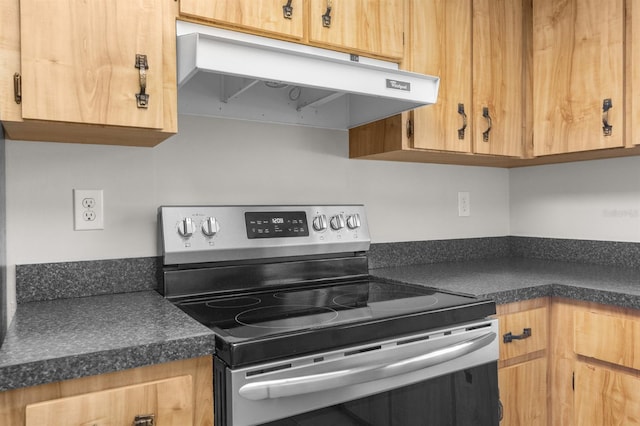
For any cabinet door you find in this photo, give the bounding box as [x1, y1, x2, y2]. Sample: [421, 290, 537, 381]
[19, 0, 164, 130]
[309, 0, 403, 60]
[499, 357, 548, 426]
[410, 0, 473, 153]
[533, 0, 624, 156]
[25, 376, 194, 426]
[472, 0, 525, 157]
[574, 363, 640, 426]
[179, 0, 304, 41]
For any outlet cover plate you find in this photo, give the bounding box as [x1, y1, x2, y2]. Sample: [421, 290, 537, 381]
[74, 189, 104, 230]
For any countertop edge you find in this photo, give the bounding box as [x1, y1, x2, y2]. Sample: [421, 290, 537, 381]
[0, 333, 216, 392]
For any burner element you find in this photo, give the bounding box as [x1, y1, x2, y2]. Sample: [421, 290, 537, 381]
[205, 297, 262, 309]
[236, 305, 339, 330]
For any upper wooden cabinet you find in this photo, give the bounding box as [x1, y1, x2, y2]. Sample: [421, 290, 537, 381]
[178, 0, 404, 61]
[471, 0, 527, 157]
[533, 0, 624, 156]
[349, 0, 529, 165]
[179, 0, 305, 41]
[0, 0, 177, 146]
[308, 0, 404, 60]
[413, 0, 526, 157]
[410, 0, 473, 154]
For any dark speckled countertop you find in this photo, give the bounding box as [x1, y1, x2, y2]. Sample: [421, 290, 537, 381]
[0, 291, 215, 392]
[2, 253, 639, 394]
[370, 258, 640, 308]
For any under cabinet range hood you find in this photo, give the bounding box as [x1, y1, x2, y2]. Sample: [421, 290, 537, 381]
[176, 21, 439, 130]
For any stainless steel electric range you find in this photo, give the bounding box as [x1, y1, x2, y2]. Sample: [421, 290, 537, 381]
[158, 205, 500, 426]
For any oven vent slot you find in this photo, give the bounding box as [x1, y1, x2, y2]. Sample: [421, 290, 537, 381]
[397, 335, 430, 346]
[344, 345, 381, 357]
[246, 363, 292, 377]
[466, 322, 492, 332]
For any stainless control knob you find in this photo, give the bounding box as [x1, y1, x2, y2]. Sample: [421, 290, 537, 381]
[177, 217, 195, 237]
[313, 214, 328, 232]
[346, 214, 361, 230]
[201, 216, 220, 237]
[330, 214, 345, 231]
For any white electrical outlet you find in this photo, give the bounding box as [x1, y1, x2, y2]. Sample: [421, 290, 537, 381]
[74, 189, 104, 230]
[458, 191, 471, 217]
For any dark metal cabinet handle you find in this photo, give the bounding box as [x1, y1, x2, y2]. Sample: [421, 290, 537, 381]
[135, 54, 149, 109]
[406, 118, 414, 139]
[457, 103, 467, 140]
[503, 328, 531, 343]
[322, 0, 332, 27]
[602, 98, 613, 136]
[482, 107, 492, 142]
[133, 414, 155, 426]
[13, 72, 21, 104]
[283, 0, 293, 19]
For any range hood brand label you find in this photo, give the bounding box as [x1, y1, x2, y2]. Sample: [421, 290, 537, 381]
[386, 79, 411, 91]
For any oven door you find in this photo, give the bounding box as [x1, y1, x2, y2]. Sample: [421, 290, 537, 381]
[216, 319, 500, 426]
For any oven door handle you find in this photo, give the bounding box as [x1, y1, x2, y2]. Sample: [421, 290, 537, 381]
[239, 331, 496, 401]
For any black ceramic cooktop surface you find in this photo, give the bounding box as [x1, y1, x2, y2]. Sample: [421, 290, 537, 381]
[176, 280, 495, 367]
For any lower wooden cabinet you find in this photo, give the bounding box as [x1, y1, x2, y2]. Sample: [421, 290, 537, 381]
[25, 375, 194, 426]
[0, 356, 213, 426]
[496, 298, 549, 425]
[499, 357, 548, 425]
[573, 362, 640, 426]
[550, 298, 640, 426]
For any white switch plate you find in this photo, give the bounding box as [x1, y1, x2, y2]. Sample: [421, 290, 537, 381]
[73, 189, 104, 230]
[458, 191, 471, 217]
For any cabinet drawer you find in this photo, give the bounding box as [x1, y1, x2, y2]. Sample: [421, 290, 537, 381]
[574, 310, 640, 370]
[25, 375, 194, 426]
[498, 306, 548, 361]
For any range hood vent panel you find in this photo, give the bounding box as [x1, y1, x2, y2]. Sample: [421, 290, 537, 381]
[176, 22, 439, 130]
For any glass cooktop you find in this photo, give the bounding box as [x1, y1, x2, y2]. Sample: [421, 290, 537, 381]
[175, 280, 495, 367]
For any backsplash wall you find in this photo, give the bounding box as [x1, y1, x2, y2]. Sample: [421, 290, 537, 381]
[5, 114, 509, 316]
[509, 156, 640, 242]
[5, 115, 640, 318]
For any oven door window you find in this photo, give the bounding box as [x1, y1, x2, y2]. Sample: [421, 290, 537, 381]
[261, 363, 499, 426]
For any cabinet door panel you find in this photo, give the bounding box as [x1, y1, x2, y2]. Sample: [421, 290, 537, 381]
[574, 363, 640, 426]
[411, 0, 472, 153]
[20, 0, 164, 130]
[498, 306, 548, 362]
[472, 0, 524, 157]
[499, 358, 548, 426]
[309, 0, 403, 60]
[25, 376, 193, 426]
[533, 0, 624, 156]
[179, 0, 304, 41]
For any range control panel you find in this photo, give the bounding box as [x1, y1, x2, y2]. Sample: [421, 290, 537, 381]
[245, 211, 309, 239]
[159, 205, 370, 265]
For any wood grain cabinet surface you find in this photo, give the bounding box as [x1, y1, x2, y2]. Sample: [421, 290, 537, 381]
[178, 0, 404, 61]
[496, 298, 549, 426]
[532, 0, 625, 156]
[0, 0, 178, 147]
[179, 0, 305, 41]
[25, 376, 194, 426]
[0, 356, 213, 426]
[348, 0, 531, 167]
[550, 298, 640, 426]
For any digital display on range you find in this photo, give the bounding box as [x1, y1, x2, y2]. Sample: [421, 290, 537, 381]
[245, 211, 309, 239]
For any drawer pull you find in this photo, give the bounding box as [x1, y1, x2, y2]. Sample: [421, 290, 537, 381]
[503, 328, 531, 343]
